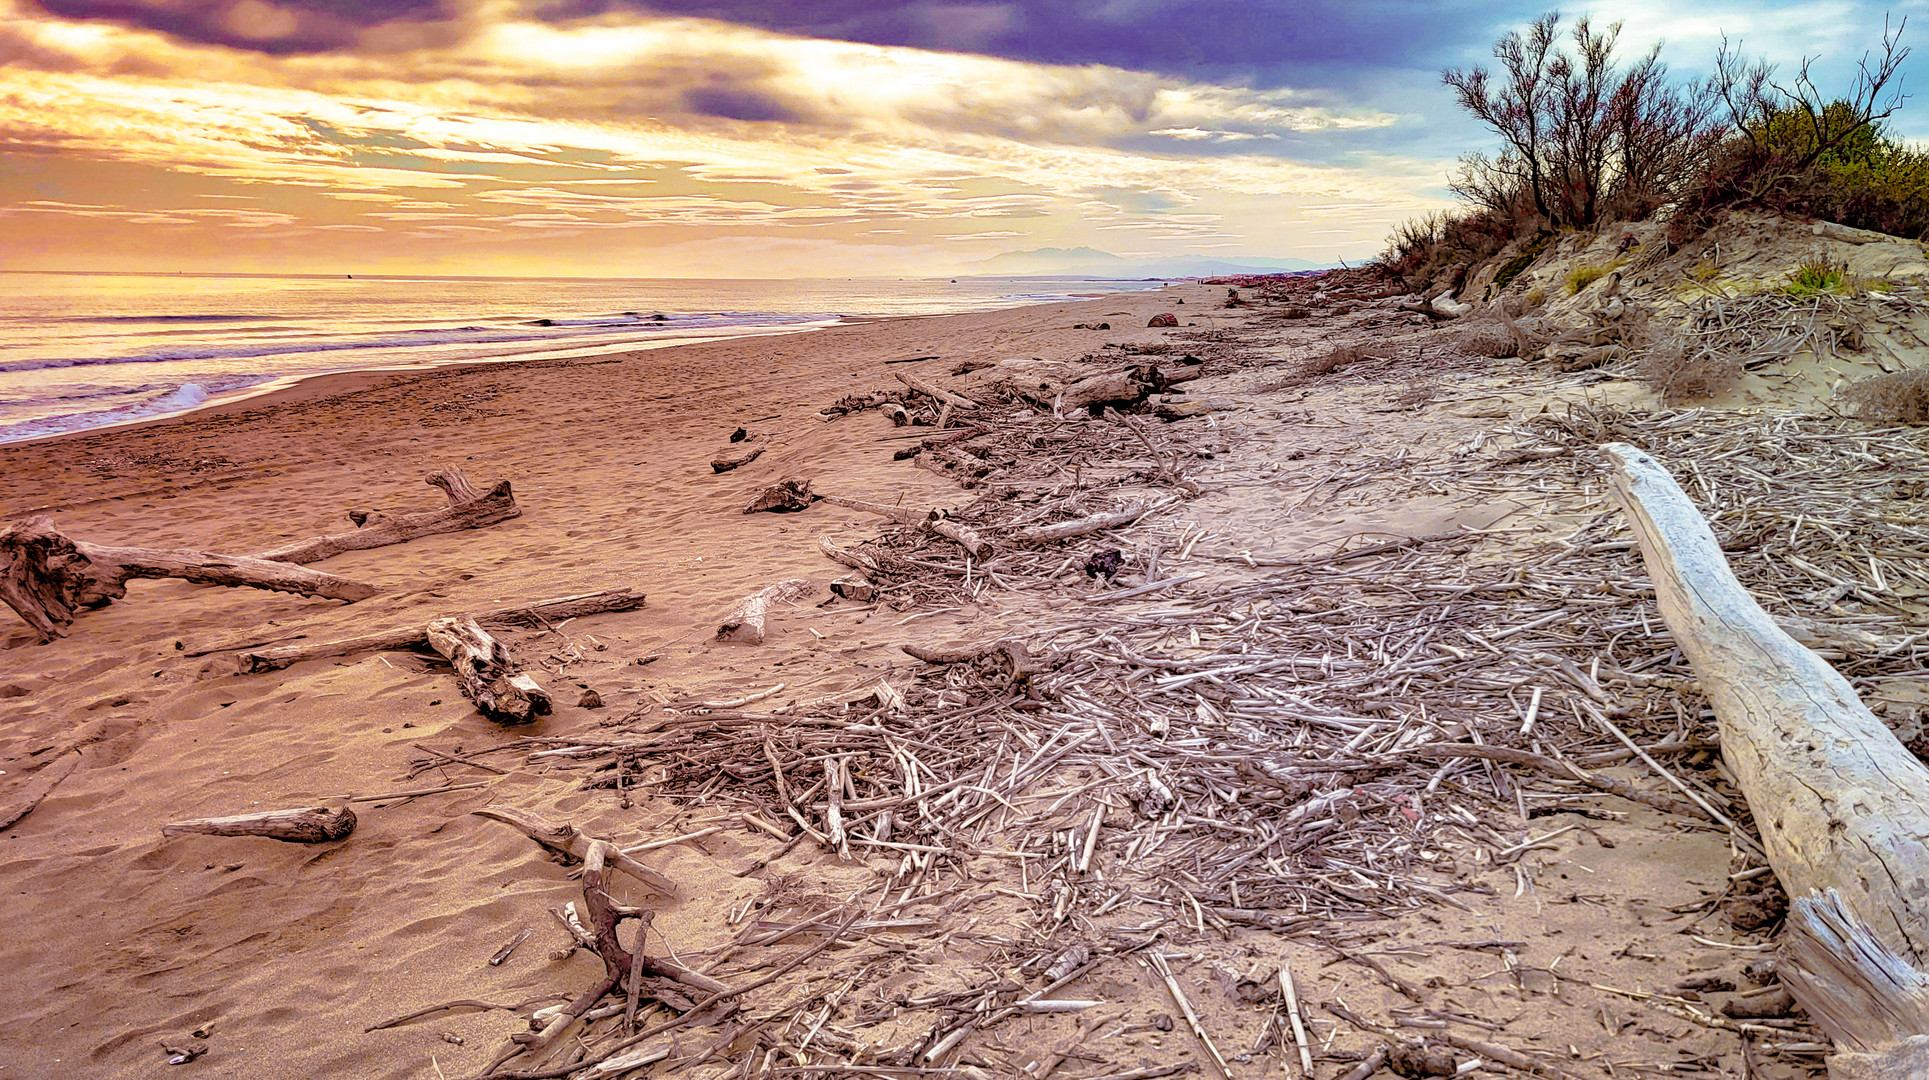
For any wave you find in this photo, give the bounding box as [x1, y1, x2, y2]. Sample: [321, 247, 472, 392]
[52, 314, 287, 324]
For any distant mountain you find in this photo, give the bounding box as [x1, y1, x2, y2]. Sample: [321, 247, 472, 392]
[969, 247, 1332, 278]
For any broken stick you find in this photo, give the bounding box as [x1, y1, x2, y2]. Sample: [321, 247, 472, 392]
[161, 806, 356, 843]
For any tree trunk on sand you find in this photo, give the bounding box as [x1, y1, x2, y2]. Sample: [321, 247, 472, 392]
[0, 515, 378, 643]
[162, 806, 356, 843]
[230, 587, 644, 671]
[717, 579, 816, 644]
[252, 467, 520, 565]
[1607, 443, 1929, 1075]
[426, 615, 553, 723]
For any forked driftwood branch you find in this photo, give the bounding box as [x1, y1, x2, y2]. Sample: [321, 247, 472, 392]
[0, 515, 378, 643]
[1607, 443, 1929, 1077]
[251, 467, 520, 565]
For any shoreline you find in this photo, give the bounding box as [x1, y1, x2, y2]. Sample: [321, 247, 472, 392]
[0, 280, 1176, 450]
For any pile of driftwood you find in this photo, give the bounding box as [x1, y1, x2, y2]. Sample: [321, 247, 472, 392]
[766, 363, 1220, 608]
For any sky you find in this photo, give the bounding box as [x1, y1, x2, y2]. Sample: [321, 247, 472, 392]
[1, 0, 1924, 277]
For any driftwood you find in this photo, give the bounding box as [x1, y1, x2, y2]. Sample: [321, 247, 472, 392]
[717, 579, 816, 644]
[829, 574, 874, 602]
[252, 468, 520, 564]
[710, 437, 765, 473]
[815, 493, 991, 557]
[892, 369, 979, 410]
[818, 537, 881, 577]
[1608, 443, 1929, 1075]
[161, 806, 356, 843]
[471, 806, 677, 896]
[0, 515, 378, 643]
[427, 616, 552, 723]
[1010, 507, 1146, 544]
[1054, 365, 1168, 413]
[234, 587, 646, 672]
[743, 479, 813, 514]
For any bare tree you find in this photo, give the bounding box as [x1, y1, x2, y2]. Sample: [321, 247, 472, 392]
[1445, 11, 1723, 230]
[1711, 17, 1911, 167]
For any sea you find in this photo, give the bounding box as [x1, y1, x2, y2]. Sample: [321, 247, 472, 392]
[0, 272, 1171, 445]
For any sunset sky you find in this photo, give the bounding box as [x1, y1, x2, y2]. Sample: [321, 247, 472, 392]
[1, 0, 1922, 277]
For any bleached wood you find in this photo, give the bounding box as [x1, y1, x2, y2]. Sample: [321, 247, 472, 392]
[252, 468, 520, 565]
[816, 494, 991, 557]
[426, 615, 553, 723]
[1607, 443, 1929, 1068]
[716, 579, 815, 644]
[162, 806, 356, 843]
[1010, 507, 1146, 544]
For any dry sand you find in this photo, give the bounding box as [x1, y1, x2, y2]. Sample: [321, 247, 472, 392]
[0, 283, 1800, 1078]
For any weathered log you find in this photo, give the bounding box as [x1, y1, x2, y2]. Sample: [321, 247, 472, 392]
[471, 806, 677, 896]
[1010, 507, 1147, 544]
[426, 615, 553, 723]
[1018, 364, 1168, 414]
[710, 437, 765, 473]
[1608, 443, 1929, 1073]
[161, 806, 356, 843]
[232, 587, 646, 671]
[0, 515, 378, 643]
[892, 369, 978, 410]
[880, 403, 910, 426]
[717, 579, 816, 644]
[252, 467, 520, 565]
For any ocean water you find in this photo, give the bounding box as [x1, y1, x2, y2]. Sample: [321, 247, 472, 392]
[0, 272, 1168, 444]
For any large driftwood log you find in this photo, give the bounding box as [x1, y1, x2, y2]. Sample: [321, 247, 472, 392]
[717, 579, 816, 644]
[426, 616, 553, 723]
[161, 806, 356, 843]
[252, 467, 520, 565]
[1608, 443, 1929, 1074]
[232, 587, 645, 671]
[0, 515, 378, 643]
[1054, 364, 1168, 413]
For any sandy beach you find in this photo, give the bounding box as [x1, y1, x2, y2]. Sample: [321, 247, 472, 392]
[0, 278, 1843, 1079]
